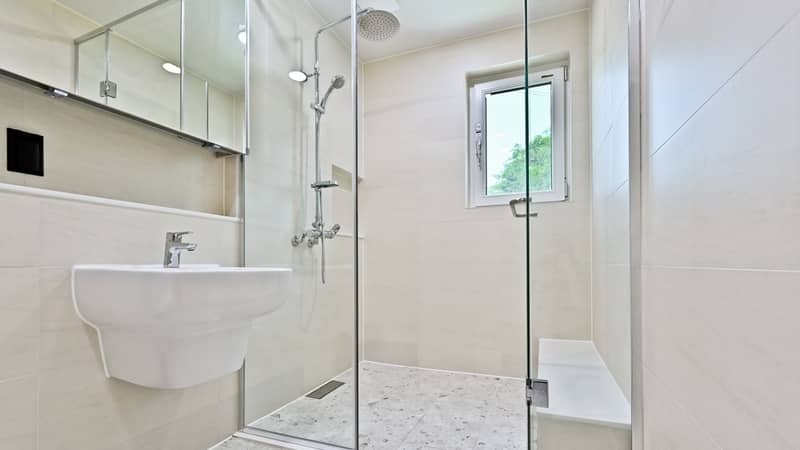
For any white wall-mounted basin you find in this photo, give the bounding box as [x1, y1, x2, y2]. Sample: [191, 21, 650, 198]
[72, 264, 291, 389]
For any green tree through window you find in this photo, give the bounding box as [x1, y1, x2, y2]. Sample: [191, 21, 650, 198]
[487, 130, 553, 195]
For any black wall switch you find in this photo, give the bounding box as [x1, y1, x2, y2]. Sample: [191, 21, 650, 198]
[7, 128, 44, 177]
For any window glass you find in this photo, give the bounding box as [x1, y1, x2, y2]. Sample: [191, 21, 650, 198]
[485, 83, 553, 196]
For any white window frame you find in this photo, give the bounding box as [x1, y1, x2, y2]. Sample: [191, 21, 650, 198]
[468, 66, 568, 208]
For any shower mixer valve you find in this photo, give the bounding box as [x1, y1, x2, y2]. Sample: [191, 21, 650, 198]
[291, 223, 341, 248]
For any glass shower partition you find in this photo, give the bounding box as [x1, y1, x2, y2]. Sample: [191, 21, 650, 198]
[241, 0, 357, 448]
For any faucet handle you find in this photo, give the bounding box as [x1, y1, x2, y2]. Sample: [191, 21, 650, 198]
[166, 231, 193, 242]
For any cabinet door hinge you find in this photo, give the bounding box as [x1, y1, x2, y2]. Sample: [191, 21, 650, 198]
[99, 80, 117, 98]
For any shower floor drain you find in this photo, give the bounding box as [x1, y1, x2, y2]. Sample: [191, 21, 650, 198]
[306, 380, 345, 400]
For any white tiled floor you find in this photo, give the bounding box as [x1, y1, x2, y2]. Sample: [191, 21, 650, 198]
[249, 361, 528, 450]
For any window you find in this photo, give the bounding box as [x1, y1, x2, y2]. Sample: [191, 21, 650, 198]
[468, 66, 568, 207]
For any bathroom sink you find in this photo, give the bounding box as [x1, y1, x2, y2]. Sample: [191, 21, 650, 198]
[72, 264, 291, 389]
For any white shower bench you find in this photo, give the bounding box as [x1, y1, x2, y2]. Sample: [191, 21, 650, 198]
[535, 339, 632, 450]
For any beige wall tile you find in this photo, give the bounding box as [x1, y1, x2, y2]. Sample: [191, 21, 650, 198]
[38, 198, 240, 267]
[590, 0, 632, 400]
[642, 368, 722, 450]
[645, 0, 800, 153]
[0, 75, 230, 215]
[641, 6, 800, 448]
[643, 267, 800, 449]
[0, 192, 41, 267]
[644, 11, 800, 271]
[0, 376, 37, 450]
[0, 268, 40, 381]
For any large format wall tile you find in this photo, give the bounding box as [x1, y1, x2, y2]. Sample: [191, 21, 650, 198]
[0, 192, 40, 267]
[0, 268, 39, 381]
[645, 0, 800, 153]
[0, 376, 37, 450]
[643, 267, 800, 449]
[645, 11, 800, 271]
[642, 368, 722, 450]
[641, 1, 800, 447]
[38, 198, 240, 267]
[590, 0, 632, 400]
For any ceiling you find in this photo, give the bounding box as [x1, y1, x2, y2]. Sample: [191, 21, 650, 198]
[57, 0, 246, 93]
[306, 0, 591, 62]
[57, 0, 153, 25]
[55, 0, 589, 88]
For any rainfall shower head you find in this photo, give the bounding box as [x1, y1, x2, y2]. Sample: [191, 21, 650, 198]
[358, 9, 399, 41]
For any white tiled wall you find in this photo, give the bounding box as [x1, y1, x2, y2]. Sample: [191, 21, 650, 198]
[641, 0, 800, 448]
[0, 189, 242, 450]
[362, 11, 592, 378]
[0, 75, 237, 216]
[590, 0, 632, 400]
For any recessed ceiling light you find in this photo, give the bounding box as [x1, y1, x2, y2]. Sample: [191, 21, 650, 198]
[162, 62, 181, 74]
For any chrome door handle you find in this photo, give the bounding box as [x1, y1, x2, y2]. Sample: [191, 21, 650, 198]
[509, 197, 539, 218]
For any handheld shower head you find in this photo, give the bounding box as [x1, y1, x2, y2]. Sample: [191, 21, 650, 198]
[330, 75, 345, 89]
[319, 75, 345, 111]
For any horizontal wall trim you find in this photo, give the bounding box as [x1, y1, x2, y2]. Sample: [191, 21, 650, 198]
[0, 183, 242, 223]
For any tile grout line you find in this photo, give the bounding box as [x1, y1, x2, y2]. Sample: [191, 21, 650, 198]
[650, 7, 800, 159]
[643, 264, 800, 274]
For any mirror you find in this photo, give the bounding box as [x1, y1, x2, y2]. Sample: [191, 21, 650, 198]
[0, 0, 247, 153]
[183, 0, 246, 150]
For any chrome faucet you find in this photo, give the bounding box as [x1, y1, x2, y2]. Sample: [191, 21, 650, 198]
[163, 231, 197, 268]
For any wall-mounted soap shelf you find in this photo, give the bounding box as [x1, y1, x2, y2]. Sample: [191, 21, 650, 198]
[0, 68, 244, 157]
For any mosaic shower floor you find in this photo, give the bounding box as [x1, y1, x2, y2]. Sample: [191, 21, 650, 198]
[250, 361, 528, 450]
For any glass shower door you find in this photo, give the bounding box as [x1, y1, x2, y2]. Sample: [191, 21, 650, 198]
[523, 3, 535, 448]
[523, 0, 634, 449]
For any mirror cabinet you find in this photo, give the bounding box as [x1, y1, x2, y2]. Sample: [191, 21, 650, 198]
[0, 0, 247, 154]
